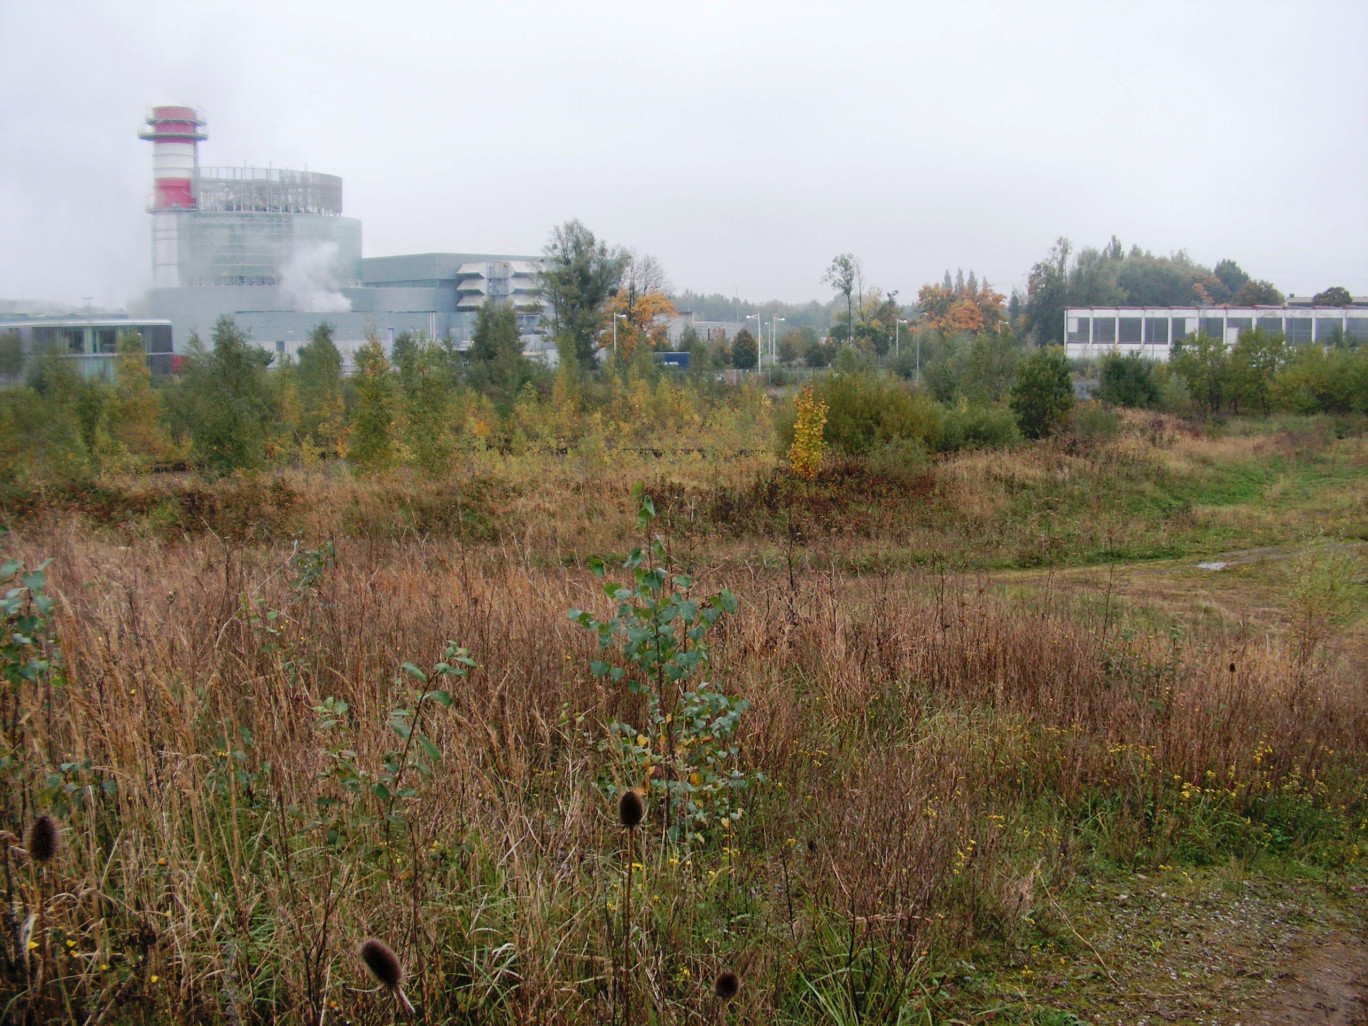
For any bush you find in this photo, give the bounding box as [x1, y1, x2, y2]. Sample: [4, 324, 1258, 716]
[1071, 399, 1122, 443]
[1010, 346, 1074, 439]
[1097, 351, 1159, 409]
[817, 370, 941, 455]
[936, 402, 1021, 452]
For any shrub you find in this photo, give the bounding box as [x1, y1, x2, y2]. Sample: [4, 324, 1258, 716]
[1097, 351, 1159, 409]
[1010, 346, 1074, 439]
[816, 370, 941, 455]
[937, 402, 1021, 452]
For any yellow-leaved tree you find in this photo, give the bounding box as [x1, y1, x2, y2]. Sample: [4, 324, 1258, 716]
[787, 385, 828, 481]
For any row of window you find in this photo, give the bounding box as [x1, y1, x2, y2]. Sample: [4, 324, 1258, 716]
[1067, 315, 1367, 346]
[24, 325, 174, 356]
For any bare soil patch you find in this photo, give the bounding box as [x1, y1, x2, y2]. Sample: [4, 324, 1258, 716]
[1013, 871, 1368, 1025]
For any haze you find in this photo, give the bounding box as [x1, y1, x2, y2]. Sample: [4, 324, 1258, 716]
[2, 0, 1365, 311]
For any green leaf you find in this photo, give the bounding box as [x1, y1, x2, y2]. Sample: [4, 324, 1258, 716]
[401, 662, 427, 682]
[425, 689, 453, 707]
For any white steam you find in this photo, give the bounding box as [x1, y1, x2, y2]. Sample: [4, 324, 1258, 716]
[278, 241, 351, 313]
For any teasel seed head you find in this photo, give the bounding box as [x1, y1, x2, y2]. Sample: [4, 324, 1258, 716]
[618, 788, 644, 830]
[27, 815, 58, 864]
[359, 938, 403, 991]
[713, 970, 740, 1001]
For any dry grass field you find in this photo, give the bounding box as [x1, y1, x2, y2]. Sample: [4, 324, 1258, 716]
[2, 412, 1366, 1024]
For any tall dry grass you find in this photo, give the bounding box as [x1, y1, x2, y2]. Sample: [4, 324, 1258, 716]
[1, 503, 1365, 1023]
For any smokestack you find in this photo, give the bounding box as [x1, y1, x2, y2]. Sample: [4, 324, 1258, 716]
[139, 105, 206, 211]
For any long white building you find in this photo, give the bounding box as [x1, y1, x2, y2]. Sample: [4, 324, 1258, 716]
[1064, 306, 1368, 361]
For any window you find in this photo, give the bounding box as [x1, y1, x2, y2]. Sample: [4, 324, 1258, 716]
[1144, 317, 1169, 346]
[1226, 317, 1253, 335]
[1171, 317, 1192, 340]
[1199, 317, 1224, 339]
[1119, 317, 1142, 343]
[1316, 317, 1344, 343]
[1066, 317, 1091, 343]
[65, 329, 85, 354]
[1345, 317, 1368, 342]
[1094, 317, 1116, 344]
[1256, 316, 1284, 334]
[97, 328, 118, 354]
[1285, 317, 1313, 344]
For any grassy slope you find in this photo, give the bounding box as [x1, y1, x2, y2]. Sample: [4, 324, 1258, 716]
[0, 413, 1365, 1024]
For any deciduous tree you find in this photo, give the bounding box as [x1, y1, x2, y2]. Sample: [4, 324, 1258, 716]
[822, 254, 860, 347]
[538, 220, 629, 369]
[1312, 286, 1353, 307]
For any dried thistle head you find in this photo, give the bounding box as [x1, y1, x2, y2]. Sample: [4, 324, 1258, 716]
[618, 789, 644, 830]
[26, 815, 58, 864]
[359, 938, 403, 991]
[713, 970, 740, 1001]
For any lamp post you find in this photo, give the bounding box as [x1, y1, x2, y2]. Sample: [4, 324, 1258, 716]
[771, 316, 785, 365]
[745, 313, 762, 372]
[613, 313, 628, 356]
[895, 318, 908, 360]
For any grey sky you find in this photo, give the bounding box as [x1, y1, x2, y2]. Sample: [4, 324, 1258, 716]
[2, 0, 1366, 310]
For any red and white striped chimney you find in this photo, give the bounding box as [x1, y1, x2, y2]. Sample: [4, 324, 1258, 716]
[139, 105, 206, 210]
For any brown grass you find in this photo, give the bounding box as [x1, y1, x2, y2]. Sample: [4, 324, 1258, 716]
[2, 494, 1365, 1022]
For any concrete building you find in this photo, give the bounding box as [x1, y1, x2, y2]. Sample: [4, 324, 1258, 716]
[135, 105, 546, 365]
[1064, 304, 1368, 361]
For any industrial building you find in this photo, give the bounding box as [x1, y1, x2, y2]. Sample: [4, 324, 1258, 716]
[1064, 304, 1368, 361]
[132, 105, 548, 365]
[0, 318, 175, 381]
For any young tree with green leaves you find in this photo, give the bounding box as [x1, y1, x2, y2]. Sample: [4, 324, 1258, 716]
[1229, 329, 1286, 415]
[348, 336, 396, 472]
[1097, 351, 1160, 409]
[106, 332, 173, 469]
[1169, 331, 1231, 414]
[176, 317, 275, 474]
[1010, 346, 1074, 439]
[296, 322, 345, 457]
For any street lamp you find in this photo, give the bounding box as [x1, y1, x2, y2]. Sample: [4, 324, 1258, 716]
[745, 313, 762, 372]
[895, 318, 908, 359]
[613, 313, 628, 356]
[770, 316, 785, 365]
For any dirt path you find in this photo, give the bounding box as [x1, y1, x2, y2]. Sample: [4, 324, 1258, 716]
[1012, 871, 1368, 1025]
[1246, 938, 1368, 1025]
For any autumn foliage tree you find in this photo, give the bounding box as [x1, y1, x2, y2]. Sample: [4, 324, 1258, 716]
[602, 253, 677, 360]
[787, 385, 828, 480]
[916, 270, 1005, 336]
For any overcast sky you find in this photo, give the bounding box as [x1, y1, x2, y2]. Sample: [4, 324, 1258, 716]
[2, 0, 1366, 309]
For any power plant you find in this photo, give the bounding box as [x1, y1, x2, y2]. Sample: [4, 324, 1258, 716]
[133, 104, 544, 365]
[1, 105, 548, 376]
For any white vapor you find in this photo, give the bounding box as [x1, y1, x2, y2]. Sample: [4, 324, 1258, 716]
[278, 241, 351, 313]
